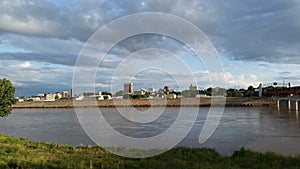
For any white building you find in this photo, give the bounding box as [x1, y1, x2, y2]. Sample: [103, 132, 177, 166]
[166, 94, 177, 99]
[45, 93, 55, 101]
[61, 91, 68, 98]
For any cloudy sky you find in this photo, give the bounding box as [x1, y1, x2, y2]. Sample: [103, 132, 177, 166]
[1, 0, 300, 96]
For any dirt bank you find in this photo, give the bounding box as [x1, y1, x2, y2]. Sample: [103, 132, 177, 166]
[12, 97, 276, 109]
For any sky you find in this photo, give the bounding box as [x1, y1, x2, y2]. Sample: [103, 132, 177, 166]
[1, 0, 300, 96]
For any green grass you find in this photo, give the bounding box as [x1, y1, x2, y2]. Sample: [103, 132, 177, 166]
[0, 134, 300, 169]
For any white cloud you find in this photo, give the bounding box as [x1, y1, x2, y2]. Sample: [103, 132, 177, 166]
[209, 71, 260, 89]
[95, 83, 111, 88]
[234, 74, 260, 89]
[18, 61, 31, 68]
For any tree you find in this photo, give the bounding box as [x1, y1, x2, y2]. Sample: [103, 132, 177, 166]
[123, 94, 131, 99]
[55, 94, 59, 100]
[226, 88, 242, 97]
[115, 90, 125, 96]
[226, 88, 234, 97]
[0, 78, 16, 117]
[131, 94, 142, 99]
[102, 91, 112, 96]
[181, 90, 197, 98]
[212, 87, 227, 96]
[205, 87, 212, 96]
[247, 85, 254, 91]
[244, 85, 255, 97]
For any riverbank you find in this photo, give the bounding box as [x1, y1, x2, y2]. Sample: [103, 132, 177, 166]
[0, 133, 299, 169]
[12, 97, 276, 109]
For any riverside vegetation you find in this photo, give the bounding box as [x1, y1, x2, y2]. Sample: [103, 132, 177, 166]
[0, 134, 300, 169]
[12, 97, 276, 108]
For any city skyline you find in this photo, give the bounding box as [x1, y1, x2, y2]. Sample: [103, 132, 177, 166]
[17, 81, 261, 98]
[1, 0, 300, 96]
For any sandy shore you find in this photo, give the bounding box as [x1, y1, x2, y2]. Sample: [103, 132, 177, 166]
[12, 97, 276, 108]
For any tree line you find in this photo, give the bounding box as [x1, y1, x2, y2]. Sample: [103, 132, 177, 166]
[176, 86, 256, 97]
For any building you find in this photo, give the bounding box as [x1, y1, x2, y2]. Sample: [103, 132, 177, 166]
[166, 94, 177, 99]
[45, 93, 54, 101]
[124, 83, 133, 94]
[189, 84, 198, 91]
[37, 93, 46, 101]
[149, 87, 155, 94]
[134, 88, 147, 95]
[75, 95, 84, 101]
[61, 91, 68, 98]
[15, 97, 24, 102]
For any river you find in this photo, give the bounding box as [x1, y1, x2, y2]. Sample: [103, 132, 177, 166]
[0, 107, 300, 156]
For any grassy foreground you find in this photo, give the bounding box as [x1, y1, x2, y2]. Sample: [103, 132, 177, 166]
[1, 134, 300, 169]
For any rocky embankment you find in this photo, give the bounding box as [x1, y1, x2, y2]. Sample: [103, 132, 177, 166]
[12, 97, 276, 108]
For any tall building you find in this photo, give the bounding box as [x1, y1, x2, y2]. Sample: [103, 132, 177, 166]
[124, 83, 133, 94]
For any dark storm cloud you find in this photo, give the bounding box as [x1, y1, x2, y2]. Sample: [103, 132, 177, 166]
[0, 0, 115, 41]
[110, 34, 190, 60]
[1, 0, 299, 64]
[213, 0, 300, 64]
[111, 0, 300, 64]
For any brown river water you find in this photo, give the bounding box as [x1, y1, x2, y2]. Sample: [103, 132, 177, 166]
[0, 107, 300, 156]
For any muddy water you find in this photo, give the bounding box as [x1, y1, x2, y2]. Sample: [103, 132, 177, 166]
[0, 107, 299, 156]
